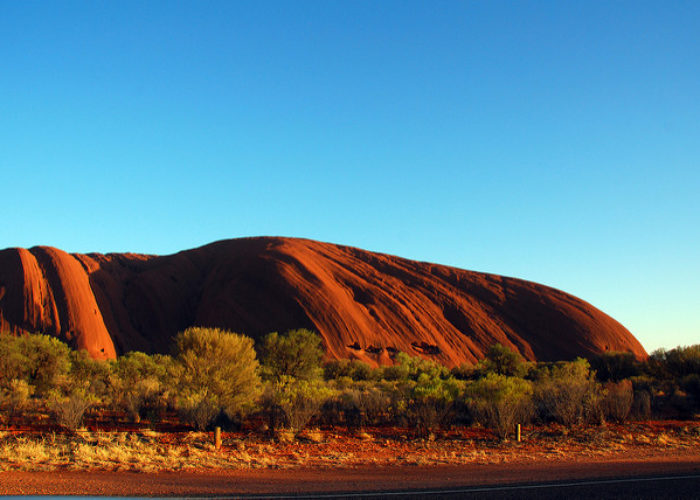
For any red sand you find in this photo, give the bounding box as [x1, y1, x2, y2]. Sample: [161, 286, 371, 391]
[0, 237, 646, 364]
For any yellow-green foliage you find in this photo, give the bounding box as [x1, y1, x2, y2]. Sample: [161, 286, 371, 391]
[262, 376, 334, 432]
[467, 373, 533, 439]
[174, 327, 261, 429]
[479, 343, 528, 377]
[409, 373, 463, 435]
[533, 358, 602, 425]
[0, 333, 71, 395]
[381, 352, 449, 381]
[110, 351, 172, 422]
[259, 329, 324, 381]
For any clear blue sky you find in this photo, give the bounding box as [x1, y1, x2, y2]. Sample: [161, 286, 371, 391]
[1, 1, 698, 352]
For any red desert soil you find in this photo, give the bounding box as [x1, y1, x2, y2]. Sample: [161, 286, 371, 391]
[0, 237, 646, 365]
[1, 422, 699, 496]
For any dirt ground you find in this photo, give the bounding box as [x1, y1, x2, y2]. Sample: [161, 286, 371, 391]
[1, 421, 699, 495]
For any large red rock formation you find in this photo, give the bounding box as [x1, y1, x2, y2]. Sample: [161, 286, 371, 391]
[0, 237, 646, 365]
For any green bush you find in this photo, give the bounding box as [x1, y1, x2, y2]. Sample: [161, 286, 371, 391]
[262, 376, 334, 432]
[111, 351, 172, 422]
[47, 387, 96, 431]
[589, 352, 641, 382]
[324, 359, 374, 381]
[0, 334, 26, 389]
[69, 349, 111, 404]
[336, 383, 391, 430]
[259, 329, 324, 381]
[466, 373, 533, 439]
[630, 389, 652, 420]
[478, 343, 528, 378]
[533, 358, 603, 426]
[380, 352, 449, 381]
[662, 345, 700, 377]
[0, 333, 71, 395]
[646, 345, 700, 382]
[451, 362, 477, 380]
[409, 373, 462, 436]
[602, 379, 634, 423]
[173, 327, 261, 429]
[0, 379, 34, 423]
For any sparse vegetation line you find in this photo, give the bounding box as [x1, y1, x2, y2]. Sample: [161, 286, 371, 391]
[1, 329, 699, 472]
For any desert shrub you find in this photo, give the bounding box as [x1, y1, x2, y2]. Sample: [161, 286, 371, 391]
[173, 327, 261, 429]
[451, 362, 477, 380]
[0, 379, 35, 422]
[466, 373, 533, 439]
[657, 345, 700, 378]
[381, 352, 449, 381]
[0, 333, 71, 395]
[645, 345, 700, 390]
[409, 373, 462, 436]
[589, 352, 641, 382]
[69, 349, 112, 404]
[336, 383, 392, 430]
[668, 388, 696, 418]
[324, 359, 374, 381]
[111, 351, 171, 422]
[630, 389, 652, 420]
[176, 391, 220, 431]
[629, 375, 656, 393]
[258, 329, 324, 381]
[603, 379, 634, 423]
[680, 374, 700, 402]
[0, 334, 26, 388]
[262, 376, 334, 432]
[533, 358, 603, 426]
[478, 343, 528, 378]
[47, 387, 96, 430]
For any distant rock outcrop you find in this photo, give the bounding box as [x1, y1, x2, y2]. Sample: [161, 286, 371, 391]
[0, 237, 647, 365]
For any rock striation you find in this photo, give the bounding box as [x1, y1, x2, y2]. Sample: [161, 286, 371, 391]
[0, 237, 647, 365]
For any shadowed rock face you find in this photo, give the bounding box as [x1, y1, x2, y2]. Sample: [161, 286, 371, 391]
[0, 237, 647, 365]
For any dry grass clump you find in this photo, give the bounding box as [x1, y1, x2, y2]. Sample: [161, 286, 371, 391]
[0, 431, 258, 472]
[0, 423, 698, 472]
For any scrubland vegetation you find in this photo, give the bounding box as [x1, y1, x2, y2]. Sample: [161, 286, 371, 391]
[1, 329, 699, 471]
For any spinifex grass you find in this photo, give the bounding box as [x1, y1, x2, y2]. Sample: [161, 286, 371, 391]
[0, 423, 698, 472]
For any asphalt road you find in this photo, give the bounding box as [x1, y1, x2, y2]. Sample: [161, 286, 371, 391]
[231, 474, 700, 499]
[2, 459, 699, 497]
[2, 474, 697, 499]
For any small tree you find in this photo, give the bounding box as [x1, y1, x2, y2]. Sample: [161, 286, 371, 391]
[466, 373, 533, 439]
[337, 384, 391, 430]
[381, 352, 449, 381]
[480, 343, 527, 377]
[603, 379, 634, 423]
[111, 351, 171, 423]
[324, 359, 374, 381]
[174, 327, 261, 429]
[70, 349, 112, 404]
[262, 376, 333, 433]
[409, 373, 462, 437]
[654, 345, 700, 378]
[0, 334, 27, 389]
[47, 387, 97, 431]
[534, 358, 602, 426]
[0, 379, 34, 423]
[0, 333, 72, 395]
[258, 329, 324, 381]
[589, 352, 641, 382]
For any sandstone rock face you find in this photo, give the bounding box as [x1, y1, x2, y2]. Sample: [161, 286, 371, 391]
[0, 237, 647, 365]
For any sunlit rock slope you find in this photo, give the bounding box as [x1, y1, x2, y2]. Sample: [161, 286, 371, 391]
[0, 237, 647, 365]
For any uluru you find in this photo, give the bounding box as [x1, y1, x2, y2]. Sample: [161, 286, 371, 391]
[0, 237, 647, 366]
